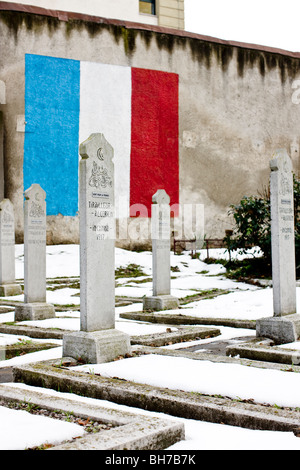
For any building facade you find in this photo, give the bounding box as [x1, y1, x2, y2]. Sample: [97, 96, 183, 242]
[0, 2, 300, 248]
[0, 0, 185, 29]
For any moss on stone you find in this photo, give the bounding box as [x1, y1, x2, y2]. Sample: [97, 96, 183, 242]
[213, 44, 234, 71]
[0, 10, 59, 41]
[1, 9, 300, 81]
[188, 39, 212, 68]
[121, 28, 137, 55]
[138, 29, 154, 50]
[237, 46, 300, 82]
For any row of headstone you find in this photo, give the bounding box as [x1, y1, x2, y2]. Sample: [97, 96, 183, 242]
[0, 189, 178, 311]
[142, 148, 300, 345]
[3, 134, 297, 361]
[0, 134, 180, 364]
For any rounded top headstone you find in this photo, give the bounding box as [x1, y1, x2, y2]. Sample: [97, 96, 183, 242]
[24, 183, 46, 201]
[152, 189, 170, 205]
[270, 149, 292, 173]
[79, 133, 114, 163]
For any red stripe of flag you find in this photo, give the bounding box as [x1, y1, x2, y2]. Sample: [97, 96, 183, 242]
[130, 68, 179, 217]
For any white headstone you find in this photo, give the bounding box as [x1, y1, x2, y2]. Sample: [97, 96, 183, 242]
[143, 189, 179, 311]
[0, 199, 22, 296]
[24, 184, 47, 303]
[79, 134, 115, 331]
[152, 189, 171, 296]
[270, 149, 296, 316]
[256, 149, 300, 344]
[15, 184, 55, 320]
[63, 134, 131, 363]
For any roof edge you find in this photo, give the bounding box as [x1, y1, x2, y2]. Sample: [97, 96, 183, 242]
[1, 1, 300, 59]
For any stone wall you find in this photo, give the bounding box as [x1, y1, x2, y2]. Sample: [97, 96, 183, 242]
[1, 5, 300, 248]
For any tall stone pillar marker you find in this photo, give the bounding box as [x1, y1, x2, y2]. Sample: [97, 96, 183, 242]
[63, 133, 131, 363]
[15, 184, 55, 321]
[256, 149, 300, 344]
[143, 189, 179, 311]
[0, 199, 22, 296]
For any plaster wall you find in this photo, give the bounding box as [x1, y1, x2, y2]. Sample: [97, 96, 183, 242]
[1, 9, 300, 247]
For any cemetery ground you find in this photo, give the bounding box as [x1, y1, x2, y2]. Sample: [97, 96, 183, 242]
[2, 245, 300, 450]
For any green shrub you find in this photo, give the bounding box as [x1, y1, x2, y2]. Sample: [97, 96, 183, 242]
[228, 195, 271, 259]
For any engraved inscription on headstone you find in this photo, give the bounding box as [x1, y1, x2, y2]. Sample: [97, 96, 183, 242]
[0, 199, 22, 296]
[63, 134, 131, 364]
[269, 149, 296, 317]
[15, 184, 55, 320]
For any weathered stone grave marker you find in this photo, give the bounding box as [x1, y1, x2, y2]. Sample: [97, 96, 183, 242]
[0, 199, 22, 296]
[143, 189, 179, 311]
[256, 149, 300, 343]
[15, 184, 55, 320]
[63, 133, 131, 363]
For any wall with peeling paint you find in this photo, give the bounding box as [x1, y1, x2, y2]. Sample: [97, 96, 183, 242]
[1, 7, 300, 248]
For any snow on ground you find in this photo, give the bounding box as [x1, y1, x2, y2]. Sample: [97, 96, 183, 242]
[1, 245, 300, 450]
[179, 288, 275, 320]
[72, 353, 300, 409]
[0, 403, 86, 450]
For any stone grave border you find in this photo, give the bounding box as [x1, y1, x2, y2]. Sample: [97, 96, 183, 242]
[7, 357, 300, 436]
[0, 321, 221, 346]
[226, 337, 300, 365]
[0, 383, 184, 450]
[2, 313, 300, 367]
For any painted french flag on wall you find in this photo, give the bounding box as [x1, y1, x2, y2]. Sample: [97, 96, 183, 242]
[24, 54, 179, 218]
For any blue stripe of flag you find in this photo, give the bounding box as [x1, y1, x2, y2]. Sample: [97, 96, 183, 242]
[24, 54, 80, 216]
